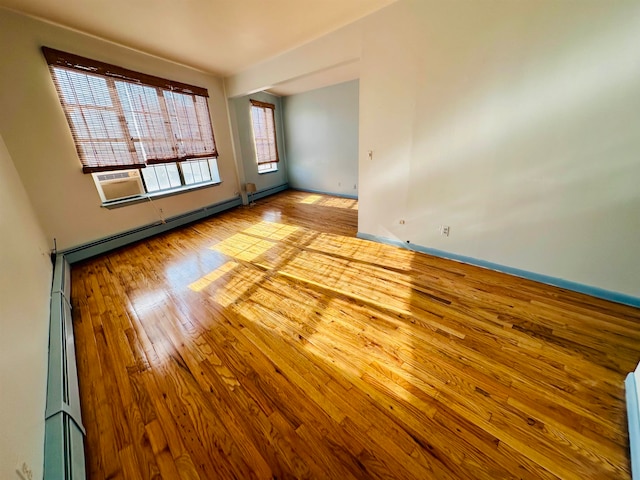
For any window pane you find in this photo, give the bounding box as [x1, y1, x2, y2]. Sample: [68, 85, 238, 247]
[258, 162, 278, 173]
[142, 167, 160, 192]
[166, 163, 181, 188]
[182, 162, 194, 185]
[209, 158, 221, 183]
[181, 159, 213, 185]
[199, 160, 212, 182]
[192, 161, 203, 183]
[155, 165, 171, 190]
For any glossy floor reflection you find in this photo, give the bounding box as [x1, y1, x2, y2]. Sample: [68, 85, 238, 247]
[72, 190, 640, 479]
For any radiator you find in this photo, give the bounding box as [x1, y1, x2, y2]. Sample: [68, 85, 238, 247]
[44, 255, 86, 480]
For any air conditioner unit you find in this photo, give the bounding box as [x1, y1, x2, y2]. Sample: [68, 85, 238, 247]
[93, 170, 144, 202]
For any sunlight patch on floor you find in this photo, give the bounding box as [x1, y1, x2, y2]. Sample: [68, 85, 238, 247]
[277, 250, 414, 315]
[300, 298, 416, 402]
[210, 232, 276, 262]
[300, 194, 322, 204]
[212, 267, 267, 307]
[306, 232, 414, 270]
[238, 276, 323, 331]
[188, 261, 238, 292]
[316, 197, 357, 209]
[243, 221, 299, 241]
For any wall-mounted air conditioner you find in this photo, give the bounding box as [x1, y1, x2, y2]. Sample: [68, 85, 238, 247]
[93, 170, 144, 202]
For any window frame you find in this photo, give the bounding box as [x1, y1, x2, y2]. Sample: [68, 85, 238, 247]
[94, 157, 222, 209]
[140, 158, 220, 194]
[249, 99, 279, 170]
[257, 162, 278, 174]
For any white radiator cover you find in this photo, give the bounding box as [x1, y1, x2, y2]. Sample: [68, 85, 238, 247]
[44, 255, 85, 479]
[627, 363, 640, 480]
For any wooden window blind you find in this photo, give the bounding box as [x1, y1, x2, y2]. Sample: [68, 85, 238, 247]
[250, 99, 279, 165]
[43, 47, 218, 173]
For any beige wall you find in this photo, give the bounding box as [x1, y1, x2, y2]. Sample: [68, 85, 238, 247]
[0, 134, 52, 480]
[227, 0, 640, 297]
[0, 9, 240, 250]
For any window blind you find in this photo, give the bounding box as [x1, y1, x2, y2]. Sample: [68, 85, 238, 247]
[43, 47, 218, 173]
[250, 99, 279, 165]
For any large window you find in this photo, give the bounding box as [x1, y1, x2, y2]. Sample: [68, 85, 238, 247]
[250, 99, 279, 173]
[43, 47, 221, 199]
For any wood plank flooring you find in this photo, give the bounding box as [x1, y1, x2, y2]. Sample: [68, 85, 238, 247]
[71, 190, 640, 479]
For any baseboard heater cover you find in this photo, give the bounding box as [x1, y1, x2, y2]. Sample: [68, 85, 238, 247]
[44, 412, 86, 480]
[62, 187, 290, 264]
[62, 195, 243, 263]
[44, 256, 85, 479]
[251, 183, 289, 202]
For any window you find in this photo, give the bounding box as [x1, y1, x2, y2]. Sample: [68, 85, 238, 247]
[142, 158, 220, 193]
[258, 162, 278, 173]
[43, 47, 221, 200]
[250, 99, 279, 173]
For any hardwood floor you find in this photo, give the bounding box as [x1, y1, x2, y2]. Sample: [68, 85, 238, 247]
[71, 190, 640, 479]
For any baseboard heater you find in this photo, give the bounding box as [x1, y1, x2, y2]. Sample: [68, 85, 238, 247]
[44, 255, 86, 479]
[62, 195, 244, 263]
[251, 183, 289, 202]
[627, 364, 640, 480]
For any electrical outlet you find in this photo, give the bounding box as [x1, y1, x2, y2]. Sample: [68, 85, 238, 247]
[440, 225, 450, 236]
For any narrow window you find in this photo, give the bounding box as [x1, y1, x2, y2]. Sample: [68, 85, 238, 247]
[250, 99, 279, 173]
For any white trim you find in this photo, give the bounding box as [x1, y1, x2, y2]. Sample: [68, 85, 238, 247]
[627, 368, 640, 480]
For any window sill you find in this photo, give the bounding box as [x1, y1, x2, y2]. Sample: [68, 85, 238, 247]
[258, 169, 279, 175]
[101, 181, 221, 209]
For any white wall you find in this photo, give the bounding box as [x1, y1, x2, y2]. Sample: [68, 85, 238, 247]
[358, 0, 640, 297]
[227, 0, 640, 297]
[0, 9, 239, 250]
[229, 91, 288, 198]
[0, 134, 52, 480]
[283, 80, 359, 197]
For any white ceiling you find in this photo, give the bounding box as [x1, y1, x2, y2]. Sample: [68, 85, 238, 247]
[0, 0, 394, 78]
[267, 59, 361, 96]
